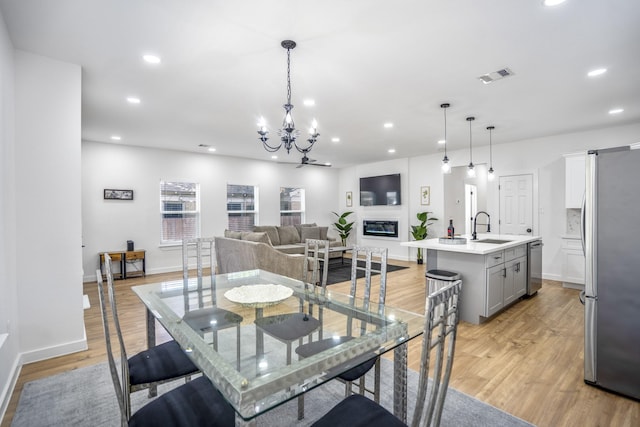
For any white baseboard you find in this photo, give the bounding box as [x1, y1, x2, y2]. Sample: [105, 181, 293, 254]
[20, 331, 87, 365]
[542, 273, 562, 282]
[0, 355, 21, 424]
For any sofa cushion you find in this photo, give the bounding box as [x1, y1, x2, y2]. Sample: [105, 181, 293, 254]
[318, 226, 329, 240]
[277, 226, 301, 245]
[240, 231, 271, 245]
[300, 226, 320, 242]
[252, 226, 280, 246]
[224, 230, 243, 239]
[294, 223, 317, 239]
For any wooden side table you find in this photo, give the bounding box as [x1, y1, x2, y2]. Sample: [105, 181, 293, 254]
[125, 250, 146, 278]
[100, 249, 146, 280]
[99, 251, 125, 280]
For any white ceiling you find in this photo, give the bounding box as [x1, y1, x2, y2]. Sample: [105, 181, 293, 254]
[1, 0, 639, 168]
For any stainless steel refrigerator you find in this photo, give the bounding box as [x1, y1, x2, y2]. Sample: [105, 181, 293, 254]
[581, 145, 640, 400]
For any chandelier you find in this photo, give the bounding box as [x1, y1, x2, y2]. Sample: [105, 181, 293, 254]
[258, 40, 319, 154]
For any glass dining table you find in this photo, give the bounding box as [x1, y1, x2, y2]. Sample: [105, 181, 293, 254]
[132, 269, 424, 425]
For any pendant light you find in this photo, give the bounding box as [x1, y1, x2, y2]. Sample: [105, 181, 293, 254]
[466, 116, 475, 177]
[487, 125, 495, 181]
[441, 103, 451, 173]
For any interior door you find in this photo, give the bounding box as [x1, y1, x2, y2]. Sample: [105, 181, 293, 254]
[499, 174, 533, 235]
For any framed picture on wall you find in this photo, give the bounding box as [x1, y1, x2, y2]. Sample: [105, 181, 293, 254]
[420, 186, 430, 205]
[346, 191, 353, 207]
[104, 189, 134, 200]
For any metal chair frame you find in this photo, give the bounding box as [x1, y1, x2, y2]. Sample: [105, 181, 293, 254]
[181, 237, 242, 369]
[297, 245, 388, 419]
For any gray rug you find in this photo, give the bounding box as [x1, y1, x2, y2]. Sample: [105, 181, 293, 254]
[325, 260, 409, 285]
[12, 358, 533, 427]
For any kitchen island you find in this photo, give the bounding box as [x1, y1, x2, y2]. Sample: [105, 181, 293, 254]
[402, 234, 542, 324]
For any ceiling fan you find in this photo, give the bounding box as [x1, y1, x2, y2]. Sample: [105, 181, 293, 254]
[296, 154, 331, 168]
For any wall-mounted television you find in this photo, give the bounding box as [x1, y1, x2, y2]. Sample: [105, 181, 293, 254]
[359, 173, 401, 206]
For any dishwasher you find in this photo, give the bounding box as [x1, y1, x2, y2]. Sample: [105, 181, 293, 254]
[527, 240, 542, 296]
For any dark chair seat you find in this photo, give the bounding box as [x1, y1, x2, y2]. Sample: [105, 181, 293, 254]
[128, 340, 199, 386]
[183, 307, 244, 333]
[295, 336, 377, 382]
[254, 312, 320, 342]
[129, 376, 235, 427]
[310, 394, 406, 427]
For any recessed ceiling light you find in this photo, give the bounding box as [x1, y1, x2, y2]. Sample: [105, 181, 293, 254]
[388, 148, 396, 153]
[143, 54, 161, 64]
[438, 139, 446, 145]
[126, 96, 141, 104]
[271, 155, 278, 160]
[609, 108, 624, 115]
[331, 137, 340, 143]
[110, 135, 121, 141]
[384, 123, 394, 129]
[303, 99, 315, 106]
[324, 162, 332, 166]
[543, 0, 566, 6]
[587, 68, 607, 77]
[208, 147, 216, 152]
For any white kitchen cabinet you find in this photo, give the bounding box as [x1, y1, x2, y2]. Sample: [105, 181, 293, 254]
[562, 236, 585, 289]
[565, 153, 586, 208]
[486, 252, 527, 317]
[486, 263, 505, 317]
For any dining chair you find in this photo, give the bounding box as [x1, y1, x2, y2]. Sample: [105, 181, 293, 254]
[96, 269, 235, 427]
[310, 278, 463, 427]
[252, 239, 328, 366]
[181, 237, 243, 369]
[295, 246, 388, 419]
[99, 255, 200, 419]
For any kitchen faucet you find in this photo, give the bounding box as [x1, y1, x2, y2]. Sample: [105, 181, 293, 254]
[472, 211, 491, 240]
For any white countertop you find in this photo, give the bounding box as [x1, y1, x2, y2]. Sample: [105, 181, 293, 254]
[401, 234, 541, 255]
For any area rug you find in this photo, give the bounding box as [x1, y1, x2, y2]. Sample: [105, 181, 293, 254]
[12, 358, 534, 427]
[325, 260, 409, 285]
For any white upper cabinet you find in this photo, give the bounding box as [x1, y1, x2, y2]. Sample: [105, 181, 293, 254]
[564, 153, 586, 209]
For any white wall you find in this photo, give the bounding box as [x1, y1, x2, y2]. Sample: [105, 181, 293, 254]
[350, 122, 640, 279]
[0, 8, 18, 418]
[81, 142, 341, 280]
[15, 52, 85, 361]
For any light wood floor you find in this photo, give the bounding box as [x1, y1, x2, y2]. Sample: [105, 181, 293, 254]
[2, 261, 638, 427]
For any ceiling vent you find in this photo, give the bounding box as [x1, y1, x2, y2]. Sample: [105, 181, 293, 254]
[478, 67, 515, 84]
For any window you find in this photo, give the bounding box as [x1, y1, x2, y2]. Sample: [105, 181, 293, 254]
[227, 184, 258, 231]
[280, 187, 305, 226]
[160, 181, 200, 244]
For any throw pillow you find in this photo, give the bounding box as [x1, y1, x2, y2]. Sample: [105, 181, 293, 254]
[318, 226, 329, 240]
[278, 226, 301, 245]
[240, 231, 272, 245]
[294, 223, 318, 238]
[252, 226, 280, 246]
[224, 230, 243, 239]
[300, 226, 320, 242]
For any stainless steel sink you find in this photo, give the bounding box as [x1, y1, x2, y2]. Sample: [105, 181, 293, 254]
[474, 239, 513, 244]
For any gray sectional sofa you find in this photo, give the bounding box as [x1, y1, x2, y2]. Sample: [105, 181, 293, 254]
[223, 223, 342, 256]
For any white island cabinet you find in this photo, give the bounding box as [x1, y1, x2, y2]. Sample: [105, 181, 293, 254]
[402, 234, 540, 324]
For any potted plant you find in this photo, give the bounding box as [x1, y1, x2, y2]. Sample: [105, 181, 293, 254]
[410, 211, 438, 264]
[332, 211, 355, 246]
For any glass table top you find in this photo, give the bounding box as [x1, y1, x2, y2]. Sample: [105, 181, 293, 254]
[132, 269, 423, 420]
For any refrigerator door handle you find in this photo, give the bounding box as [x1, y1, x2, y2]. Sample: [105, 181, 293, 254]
[580, 193, 586, 256]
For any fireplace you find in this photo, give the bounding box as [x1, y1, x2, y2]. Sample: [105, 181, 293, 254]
[363, 220, 399, 238]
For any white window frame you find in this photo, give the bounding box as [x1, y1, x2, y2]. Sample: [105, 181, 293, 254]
[226, 184, 259, 231]
[159, 181, 200, 245]
[280, 187, 306, 226]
